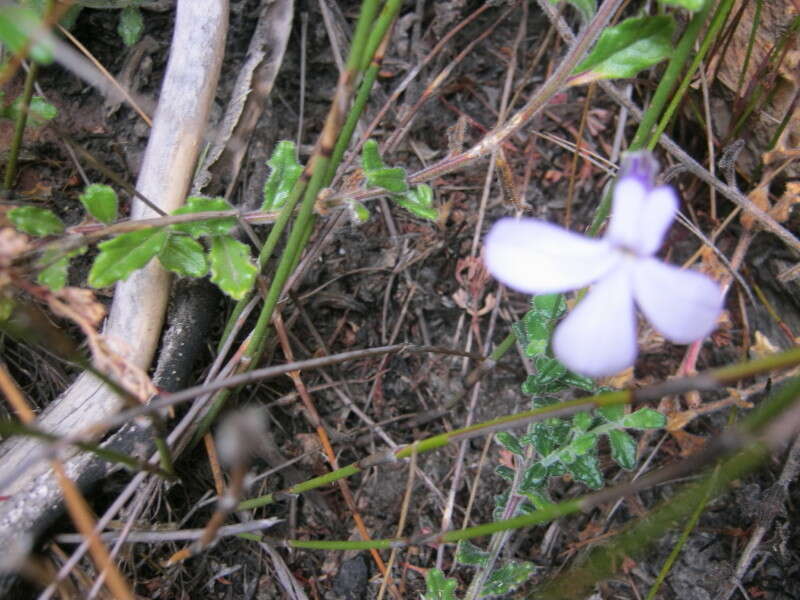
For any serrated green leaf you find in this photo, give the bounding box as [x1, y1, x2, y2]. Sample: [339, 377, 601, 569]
[565, 452, 604, 489]
[361, 139, 384, 172]
[79, 184, 118, 224]
[570, 432, 598, 456]
[158, 235, 207, 278]
[481, 560, 537, 598]
[9, 206, 64, 236]
[261, 140, 303, 211]
[424, 568, 458, 600]
[89, 227, 168, 288]
[495, 431, 524, 456]
[572, 16, 675, 85]
[118, 6, 143, 46]
[608, 429, 637, 470]
[529, 416, 571, 457]
[597, 403, 625, 423]
[495, 465, 515, 481]
[532, 356, 567, 386]
[0, 6, 54, 64]
[456, 540, 489, 567]
[658, 0, 705, 10]
[172, 196, 236, 238]
[396, 184, 437, 220]
[208, 235, 257, 300]
[621, 407, 666, 430]
[520, 462, 547, 492]
[367, 166, 408, 193]
[572, 411, 593, 432]
[548, 0, 596, 22]
[3, 95, 57, 127]
[512, 320, 528, 347]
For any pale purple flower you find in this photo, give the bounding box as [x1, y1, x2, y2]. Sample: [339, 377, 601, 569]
[485, 153, 723, 377]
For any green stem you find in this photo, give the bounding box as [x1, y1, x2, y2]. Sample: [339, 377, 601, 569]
[3, 62, 38, 190]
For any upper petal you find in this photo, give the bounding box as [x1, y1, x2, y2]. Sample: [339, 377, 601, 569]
[552, 265, 638, 377]
[485, 218, 619, 294]
[633, 257, 723, 343]
[606, 177, 647, 250]
[637, 186, 678, 255]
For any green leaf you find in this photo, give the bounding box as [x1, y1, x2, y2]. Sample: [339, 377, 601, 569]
[564, 452, 604, 489]
[89, 228, 168, 288]
[361, 139, 385, 172]
[548, 0, 596, 22]
[572, 411, 593, 432]
[79, 184, 118, 224]
[495, 465, 515, 481]
[532, 293, 566, 318]
[36, 247, 84, 291]
[621, 407, 666, 430]
[608, 429, 637, 470]
[496, 431, 525, 456]
[261, 140, 303, 211]
[0, 6, 54, 64]
[0, 296, 14, 321]
[367, 166, 409, 194]
[396, 184, 437, 220]
[172, 196, 236, 238]
[570, 432, 598, 456]
[573, 16, 675, 85]
[423, 568, 458, 600]
[208, 235, 257, 300]
[2, 95, 57, 126]
[520, 462, 547, 492]
[561, 371, 595, 392]
[158, 235, 207, 278]
[529, 356, 567, 388]
[9, 206, 64, 236]
[456, 540, 489, 567]
[348, 201, 370, 223]
[597, 403, 625, 423]
[117, 6, 144, 46]
[658, 0, 705, 10]
[481, 560, 537, 598]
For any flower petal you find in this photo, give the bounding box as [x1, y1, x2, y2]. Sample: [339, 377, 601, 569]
[606, 177, 647, 250]
[633, 257, 723, 343]
[637, 186, 678, 255]
[552, 266, 638, 377]
[485, 218, 619, 294]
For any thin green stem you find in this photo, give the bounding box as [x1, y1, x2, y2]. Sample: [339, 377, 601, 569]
[3, 61, 38, 190]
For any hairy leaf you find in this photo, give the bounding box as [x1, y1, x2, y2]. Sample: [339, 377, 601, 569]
[496, 431, 525, 456]
[481, 560, 537, 598]
[621, 407, 666, 429]
[172, 196, 236, 238]
[608, 429, 637, 470]
[564, 451, 604, 489]
[396, 184, 437, 221]
[361, 139, 385, 172]
[423, 568, 458, 600]
[118, 6, 144, 46]
[456, 540, 489, 567]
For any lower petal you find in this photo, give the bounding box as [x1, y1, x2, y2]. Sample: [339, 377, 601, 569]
[485, 218, 618, 294]
[552, 267, 638, 377]
[633, 258, 723, 343]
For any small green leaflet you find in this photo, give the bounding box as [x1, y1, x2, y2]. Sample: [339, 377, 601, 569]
[496, 431, 524, 456]
[172, 196, 236, 238]
[608, 429, 637, 470]
[0, 6, 54, 64]
[565, 451, 604, 489]
[571, 15, 675, 86]
[347, 201, 370, 223]
[423, 568, 458, 600]
[481, 560, 537, 598]
[36, 247, 84, 291]
[117, 6, 144, 46]
[621, 407, 666, 429]
[158, 235, 208, 278]
[397, 184, 438, 221]
[456, 540, 490, 567]
[80, 184, 118, 224]
[548, 0, 595, 23]
[0, 95, 57, 126]
[208, 235, 257, 300]
[88, 227, 168, 288]
[262, 141, 303, 211]
[361, 139, 385, 172]
[9, 206, 64, 236]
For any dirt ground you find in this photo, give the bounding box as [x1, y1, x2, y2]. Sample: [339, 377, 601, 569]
[2, 0, 800, 598]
